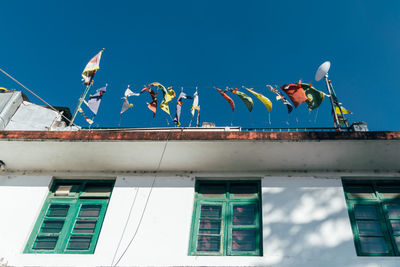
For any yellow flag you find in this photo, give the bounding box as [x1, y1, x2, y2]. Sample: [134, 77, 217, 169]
[149, 82, 176, 115]
[0, 87, 9, 93]
[335, 104, 352, 115]
[245, 87, 272, 112]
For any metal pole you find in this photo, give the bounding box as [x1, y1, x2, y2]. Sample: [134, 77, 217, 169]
[70, 84, 92, 126]
[324, 74, 340, 130]
[328, 80, 349, 128]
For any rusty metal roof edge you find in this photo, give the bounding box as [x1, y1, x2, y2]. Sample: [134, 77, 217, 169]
[0, 130, 399, 141]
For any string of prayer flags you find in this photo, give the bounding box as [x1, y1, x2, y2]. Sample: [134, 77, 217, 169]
[141, 87, 158, 118]
[173, 91, 192, 126]
[300, 83, 325, 111]
[229, 88, 253, 112]
[149, 82, 176, 115]
[280, 83, 308, 108]
[244, 87, 272, 112]
[0, 87, 9, 93]
[78, 107, 94, 125]
[215, 88, 235, 112]
[81, 49, 104, 85]
[266, 85, 293, 113]
[86, 86, 107, 115]
[190, 90, 200, 127]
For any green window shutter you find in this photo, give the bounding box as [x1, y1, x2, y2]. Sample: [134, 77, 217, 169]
[24, 180, 114, 254]
[189, 180, 262, 256]
[194, 202, 225, 255]
[343, 180, 400, 256]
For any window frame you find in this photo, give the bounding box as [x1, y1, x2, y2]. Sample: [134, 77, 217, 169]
[24, 179, 114, 254]
[343, 179, 400, 256]
[189, 180, 262, 256]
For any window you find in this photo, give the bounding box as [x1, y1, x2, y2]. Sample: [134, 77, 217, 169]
[343, 180, 400, 256]
[189, 180, 262, 256]
[24, 179, 114, 254]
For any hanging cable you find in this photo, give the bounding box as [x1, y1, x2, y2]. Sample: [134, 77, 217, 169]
[111, 186, 140, 266]
[0, 66, 77, 126]
[112, 130, 171, 267]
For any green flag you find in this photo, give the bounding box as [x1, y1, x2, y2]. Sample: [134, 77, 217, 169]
[229, 88, 253, 112]
[301, 83, 325, 110]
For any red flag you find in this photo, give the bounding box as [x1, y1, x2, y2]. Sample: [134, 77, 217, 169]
[216, 88, 235, 112]
[280, 84, 308, 108]
[141, 87, 158, 117]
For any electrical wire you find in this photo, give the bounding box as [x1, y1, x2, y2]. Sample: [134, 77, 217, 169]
[0, 66, 77, 126]
[111, 185, 140, 266]
[112, 130, 171, 266]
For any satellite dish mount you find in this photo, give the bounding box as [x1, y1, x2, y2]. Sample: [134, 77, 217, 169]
[315, 61, 348, 130]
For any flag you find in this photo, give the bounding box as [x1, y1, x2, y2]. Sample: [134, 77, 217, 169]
[125, 88, 140, 97]
[0, 87, 8, 93]
[244, 87, 272, 112]
[120, 86, 139, 115]
[173, 91, 192, 126]
[86, 86, 106, 115]
[190, 91, 200, 127]
[120, 98, 134, 115]
[81, 49, 104, 85]
[215, 88, 235, 112]
[149, 82, 176, 115]
[229, 88, 253, 112]
[141, 87, 158, 118]
[335, 104, 352, 115]
[280, 83, 308, 108]
[195, 105, 200, 127]
[266, 85, 293, 113]
[78, 108, 94, 125]
[299, 83, 325, 111]
[191, 91, 199, 117]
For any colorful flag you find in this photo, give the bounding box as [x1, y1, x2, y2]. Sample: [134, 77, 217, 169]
[190, 91, 200, 127]
[81, 49, 104, 85]
[266, 85, 293, 113]
[141, 87, 158, 118]
[280, 83, 308, 108]
[0, 87, 8, 93]
[215, 88, 235, 112]
[149, 82, 176, 115]
[86, 86, 106, 115]
[173, 91, 192, 126]
[229, 88, 253, 112]
[300, 83, 325, 111]
[335, 104, 352, 115]
[244, 87, 272, 112]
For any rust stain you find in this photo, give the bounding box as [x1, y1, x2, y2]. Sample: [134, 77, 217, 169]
[0, 130, 400, 141]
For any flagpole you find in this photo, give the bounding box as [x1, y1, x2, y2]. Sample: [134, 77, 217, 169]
[328, 79, 349, 128]
[70, 84, 92, 126]
[323, 74, 340, 130]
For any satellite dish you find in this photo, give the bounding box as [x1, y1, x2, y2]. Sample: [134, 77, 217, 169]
[315, 61, 331, 81]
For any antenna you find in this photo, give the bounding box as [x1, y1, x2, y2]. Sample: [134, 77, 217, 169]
[315, 61, 331, 81]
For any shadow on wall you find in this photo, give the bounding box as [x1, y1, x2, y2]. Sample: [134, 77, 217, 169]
[258, 183, 357, 267]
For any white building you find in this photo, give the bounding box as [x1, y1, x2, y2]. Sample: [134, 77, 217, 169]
[1, 126, 400, 267]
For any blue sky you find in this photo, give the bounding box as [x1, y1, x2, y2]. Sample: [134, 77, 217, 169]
[1, 1, 399, 130]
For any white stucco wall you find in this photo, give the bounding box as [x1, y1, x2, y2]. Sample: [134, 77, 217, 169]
[1, 174, 400, 267]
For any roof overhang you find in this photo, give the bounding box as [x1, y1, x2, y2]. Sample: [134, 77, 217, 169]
[0, 130, 399, 173]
